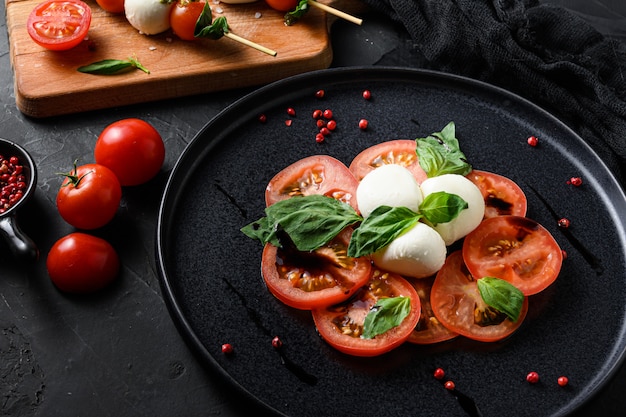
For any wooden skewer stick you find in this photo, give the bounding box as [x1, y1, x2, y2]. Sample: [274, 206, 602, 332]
[224, 32, 278, 56]
[307, 0, 363, 25]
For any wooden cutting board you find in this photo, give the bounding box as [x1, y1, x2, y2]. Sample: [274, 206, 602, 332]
[6, 0, 357, 117]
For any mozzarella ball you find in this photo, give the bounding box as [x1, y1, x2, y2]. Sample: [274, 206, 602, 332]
[372, 222, 447, 279]
[125, 0, 173, 35]
[419, 174, 485, 245]
[356, 164, 423, 218]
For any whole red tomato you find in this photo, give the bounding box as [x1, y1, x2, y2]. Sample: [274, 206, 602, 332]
[265, 0, 298, 12]
[170, 1, 205, 41]
[95, 0, 124, 13]
[94, 119, 165, 186]
[56, 163, 122, 230]
[47, 233, 120, 293]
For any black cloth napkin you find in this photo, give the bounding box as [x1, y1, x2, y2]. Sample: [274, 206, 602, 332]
[360, 0, 626, 188]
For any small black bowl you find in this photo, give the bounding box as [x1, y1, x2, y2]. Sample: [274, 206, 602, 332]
[0, 138, 38, 262]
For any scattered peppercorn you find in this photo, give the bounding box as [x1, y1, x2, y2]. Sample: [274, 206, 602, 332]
[315, 90, 325, 99]
[272, 336, 283, 349]
[258, 114, 267, 123]
[312, 109, 323, 119]
[567, 176, 583, 186]
[362, 89, 371, 100]
[221, 343, 233, 354]
[0, 155, 26, 214]
[444, 380, 455, 390]
[315, 133, 325, 143]
[322, 109, 333, 119]
[526, 371, 540, 384]
[558, 218, 571, 229]
[527, 136, 538, 147]
[358, 119, 368, 130]
[285, 120, 292, 127]
[326, 120, 337, 131]
[287, 107, 296, 117]
[557, 376, 569, 387]
[433, 368, 445, 380]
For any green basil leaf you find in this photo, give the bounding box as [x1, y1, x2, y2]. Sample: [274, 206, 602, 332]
[419, 191, 468, 226]
[362, 297, 411, 339]
[77, 57, 150, 75]
[241, 195, 362, 251]
[194, 3, 228, 39]
[284, 0, 309, 26]
[416, 121, 472, 177]
[477, 277, 525, 322]
[347, 205, 421, 258]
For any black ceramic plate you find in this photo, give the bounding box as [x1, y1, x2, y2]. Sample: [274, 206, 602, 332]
[156, 67, 626, 417]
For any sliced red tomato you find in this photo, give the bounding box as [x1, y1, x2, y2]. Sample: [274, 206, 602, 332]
[466, 170, 527, 218]
[348, 140, 428, 183]
[462, 215, 563, 296]
[27, 0, 92, 51]
[265, 155, 359, 210]
[261, 228, 371, 310]
[312, 269, 421, 357]
[407, 276, 459, 345]
[431, 251, 528, 342]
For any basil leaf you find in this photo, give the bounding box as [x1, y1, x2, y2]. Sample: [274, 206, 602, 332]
[284, 0, 309, 26]
[362, 297, 411, 339]
[419, 191, 468, 226]
[477, 277, 525, 322]
[241, 195, 362, 251]
[77, 57, 150, 75]
[194, 3, 228, 39]
[416, 121, 472, 177]
[347, 206, 421, 258]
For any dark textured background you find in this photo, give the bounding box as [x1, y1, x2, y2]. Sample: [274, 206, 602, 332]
[1, 1, 625, 416]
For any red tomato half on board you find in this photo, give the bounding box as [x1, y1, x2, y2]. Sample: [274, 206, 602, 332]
[27, 0, 92, 51]
[261, 228, 371, 310]
[462, 215, 563, 296]
[265, 155, 359, 210]
[466, 170, 527, 218]
[349, 140, 428, 183]
[312, 268, 421, 357]
[431, 251, 528, 343]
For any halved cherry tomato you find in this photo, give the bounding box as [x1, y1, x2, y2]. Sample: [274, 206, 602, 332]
[462, 215, 563, 296]
[56, 163, 122, 230]
[95, 0, 124, 13]
[348, 140, 428, 183]
[407, 276, 458, 345]
[46, 232, 120, 293]
[265, 0, 297, 12]
[265, 155, 359, 210]
[466, 170, 527, 218]
[312, 268, 421, 357]
[170, 0, 205, 41]
[431, 251, 528, 342]
[27, 0, 92, 51]
[261, 228, 371, 310]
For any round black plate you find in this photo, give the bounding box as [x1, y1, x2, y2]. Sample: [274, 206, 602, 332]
[156, 67, 626, 417]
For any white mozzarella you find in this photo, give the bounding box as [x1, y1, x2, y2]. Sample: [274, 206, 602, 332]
[125, 0, 174, 35]
[356, 164, 423, 218]
[372, 222, 447, 279]
[419, 174, 485, 245]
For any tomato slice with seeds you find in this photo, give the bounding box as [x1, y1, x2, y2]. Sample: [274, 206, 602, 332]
[431, 251, 528, 343]
[348, 140, 428, 183]
[265, 155, 359, 210]
[462, 215, 563, 296]
[312, 268, 421, 357]
[261, 228, 371, 310]
[466, 170, 527, 218]
[407, 276, 459, 345]
[27, 0, 92, 51]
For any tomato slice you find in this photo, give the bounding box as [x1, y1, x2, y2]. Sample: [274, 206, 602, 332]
[462, 215, 563, 296]
[265, 155, 359, 210]
[466, 170, 527, 218]
[348, 140, 428, 183]
[407, 276, 459, 345]
[431, 251, 528, 342]
[261, 228, 371, 310]
[27, 0, 92, 51]
[312, 269, 421, 356]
